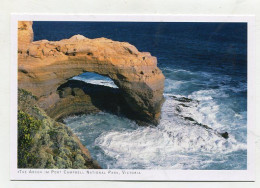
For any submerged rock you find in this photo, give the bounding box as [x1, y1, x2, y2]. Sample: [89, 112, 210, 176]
[182, 115, 229, 139]
[220, 132, 229, 139]
[170, 96, 195, 103]
[184, 116, 195, 122]
[18, 21, 165, 125]
[170, 95, 229, 140]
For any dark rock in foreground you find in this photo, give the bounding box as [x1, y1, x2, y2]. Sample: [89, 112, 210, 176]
[18, 89, 101, 169]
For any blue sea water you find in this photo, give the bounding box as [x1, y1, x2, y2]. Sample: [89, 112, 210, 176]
[33, 22, 247, 170]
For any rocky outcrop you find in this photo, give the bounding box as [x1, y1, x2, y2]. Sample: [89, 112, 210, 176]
[18, 21, 33, 46]
[18, 21, 165, 125]
[18, 89, 101, 169]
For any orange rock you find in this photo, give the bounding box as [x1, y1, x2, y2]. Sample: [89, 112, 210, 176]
[18, 21, 165, 125]
[18, 21, 33, 49]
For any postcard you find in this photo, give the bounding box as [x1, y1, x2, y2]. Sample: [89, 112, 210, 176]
[10, 14, 255, 181]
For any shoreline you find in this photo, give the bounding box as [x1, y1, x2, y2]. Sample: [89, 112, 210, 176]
[17, 21, 165, 169]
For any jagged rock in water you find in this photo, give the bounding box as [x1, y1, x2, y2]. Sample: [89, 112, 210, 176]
[184, 116, 195, 122]
[220, 132, 229, 139]
[171, 94, 229, 140]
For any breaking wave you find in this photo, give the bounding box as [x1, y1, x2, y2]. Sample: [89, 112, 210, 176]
[64, 68, 247, 170]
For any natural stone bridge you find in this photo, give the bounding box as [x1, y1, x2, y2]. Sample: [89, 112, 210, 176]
[18, 21, 165, 125]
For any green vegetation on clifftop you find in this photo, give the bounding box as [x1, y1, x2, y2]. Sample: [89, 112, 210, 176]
[18, 110, 41, 168]
[18, 89, 100, 169]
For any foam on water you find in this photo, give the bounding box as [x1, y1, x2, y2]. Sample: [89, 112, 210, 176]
[64, 95, 246, 169]
[33, 21, 247, 170]
[72, 73, 118, 88]
[64, 68, 247, 170]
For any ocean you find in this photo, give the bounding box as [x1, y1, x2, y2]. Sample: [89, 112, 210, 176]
[33, 21, 247, 170]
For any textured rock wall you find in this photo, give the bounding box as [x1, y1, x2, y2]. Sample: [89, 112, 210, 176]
[18, 89, 101, 169]
[18, 21, 165, 125]
[18, 21, 33, 46]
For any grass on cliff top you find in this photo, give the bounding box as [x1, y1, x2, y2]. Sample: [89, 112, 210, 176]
[18, 88, 99, 169]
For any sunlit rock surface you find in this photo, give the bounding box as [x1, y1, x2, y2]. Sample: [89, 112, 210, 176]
[18, 21, 165, 125]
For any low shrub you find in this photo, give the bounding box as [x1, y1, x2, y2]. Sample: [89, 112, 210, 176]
[18, 110, 41, 168]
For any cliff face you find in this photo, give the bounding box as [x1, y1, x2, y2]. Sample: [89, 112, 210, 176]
[18, 89, 100, 169]
[18, 21, 165, 125]
[18, 21, 33, 45]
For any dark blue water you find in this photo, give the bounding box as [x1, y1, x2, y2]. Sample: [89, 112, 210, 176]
[34, 22, 247, 170]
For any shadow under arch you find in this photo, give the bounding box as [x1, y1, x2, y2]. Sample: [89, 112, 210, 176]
[47, 72, 143, 125]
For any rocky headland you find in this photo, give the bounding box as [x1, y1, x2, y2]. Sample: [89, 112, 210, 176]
[18, 21, 165, 125]
[18, 21, 165, 168]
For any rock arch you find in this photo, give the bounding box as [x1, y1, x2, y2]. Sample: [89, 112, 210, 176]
[18, 21, 165, 125]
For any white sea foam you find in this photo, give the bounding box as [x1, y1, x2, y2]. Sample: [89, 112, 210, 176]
[66, 68, 247, 169]
[164, 79, 186, 92]
[72, 75, 118, 88]
[93, 96, 246, 169]
[188, 89, 229, 100]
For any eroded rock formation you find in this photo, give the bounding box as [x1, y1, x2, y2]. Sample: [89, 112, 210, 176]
[18, 21, 33, 45]
[18, 21, 165, 125]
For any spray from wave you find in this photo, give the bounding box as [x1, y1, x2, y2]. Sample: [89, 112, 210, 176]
[64, 69, 247, 170]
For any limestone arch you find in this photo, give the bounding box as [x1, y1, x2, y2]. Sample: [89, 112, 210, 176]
[18, 22, 165, 125]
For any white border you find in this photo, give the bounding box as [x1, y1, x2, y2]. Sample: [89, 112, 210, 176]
[10, 14, 255, 181]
